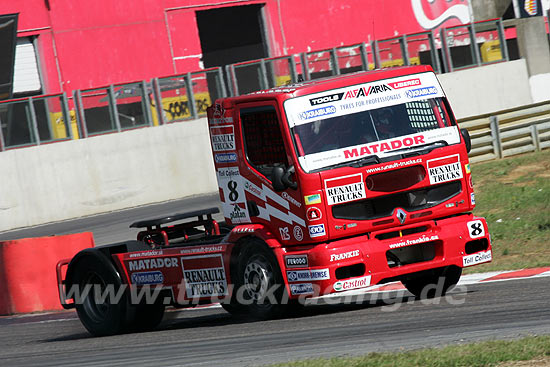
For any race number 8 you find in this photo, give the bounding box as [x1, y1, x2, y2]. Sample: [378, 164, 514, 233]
[467, 220, 485, 239]
[227, 180, 239, 202]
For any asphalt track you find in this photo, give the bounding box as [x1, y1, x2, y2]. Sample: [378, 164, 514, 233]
[1, 196, 549, 366]
[0, 277, 549, 366]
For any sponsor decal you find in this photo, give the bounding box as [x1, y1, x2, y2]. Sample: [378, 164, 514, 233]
[279, 227, 291, 241]
[324, 173, 366, 206]
[210, 117, 233, 125]
[463, 250, 492, 267]
[130, 271, 164, 285]
[388, 234, 439, 249]
[406, 86, 438, 99]
[304, 194, 322, 205]
[290, 283, 314, 295]
[334, 223, 357, 230]
[344, 84, 392, 99]
[229, 204, 248, 222]
[306, 207, 322, 221]
[210, 103, 233, 124]
[281, 192, 302, 208]
[299, 105, 337, 120]
[388, 78, 421, 89]
[287, 268, 330, 282]
[465, 163, 471, 174]
[333, 275, 372, 292]
[232, 226, 255, 233]
[293, 226, 304, 241]
[330, 249, 360, 262]
[218, 167, 243, 203]
[365, 158, 422, 174]
[308, 224, 326, 238]
[181, 254, 228, 298]
[310, 92, 345, 106]
[128, 257, 178, 271]
[344, 134, 426, 159]
[128, 250, 164, 258]
[285, 255, 308, 268]
[244, 180, 263, 198]
[180, 245, 224, 255]
[215, 152, 237, 164]
[467, 220, 485, 239]
[427, 154, 463, 184]
[470, 193, 476, 205]
[210, 125, 235, 152]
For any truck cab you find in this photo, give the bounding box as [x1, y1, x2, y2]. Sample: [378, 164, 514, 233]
[209, 65, 490, 296]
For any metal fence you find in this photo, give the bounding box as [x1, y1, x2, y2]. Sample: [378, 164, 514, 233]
[226, 19, 511, 93]
[0, 17, 547, 159]
[0, 67, 227, 149]
[458, 101, 550, 163]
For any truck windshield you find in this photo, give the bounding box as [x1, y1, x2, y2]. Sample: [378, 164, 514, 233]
[284, 73, 461, 172]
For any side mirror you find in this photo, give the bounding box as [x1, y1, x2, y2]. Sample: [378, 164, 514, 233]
[460, 128, 471, 153]
[272, 166, 298, 192]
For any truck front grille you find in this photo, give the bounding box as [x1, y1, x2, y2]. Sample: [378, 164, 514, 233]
[332, 181, 461, 220]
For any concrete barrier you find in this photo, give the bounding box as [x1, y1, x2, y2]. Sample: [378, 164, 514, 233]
[0, 118, 218, 232]
[0, 232, 94, 315]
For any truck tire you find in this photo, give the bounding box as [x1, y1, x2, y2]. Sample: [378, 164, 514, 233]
[402, 266, 462, 299]
[229, 239, 289, 319]
[72, 255, 129, 336]
[128, 300, 165, 332]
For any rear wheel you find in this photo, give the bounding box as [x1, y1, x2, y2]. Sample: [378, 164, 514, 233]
[225, 240, 290, 319]
[402, 266, 462, 299]
[128, 299, 165, 332]
[72, 256, 129, 336]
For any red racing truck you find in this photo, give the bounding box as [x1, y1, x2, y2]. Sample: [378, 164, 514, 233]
[58, 65, 492, 336]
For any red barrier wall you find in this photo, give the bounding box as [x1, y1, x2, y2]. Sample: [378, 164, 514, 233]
[0, 232, 94, 315]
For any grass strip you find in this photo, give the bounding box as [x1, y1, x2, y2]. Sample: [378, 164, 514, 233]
[470, 149, 550, 272]
[273, 335, 550, 367]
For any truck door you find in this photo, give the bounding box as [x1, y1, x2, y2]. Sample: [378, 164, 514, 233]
[235, 102, 307, 244]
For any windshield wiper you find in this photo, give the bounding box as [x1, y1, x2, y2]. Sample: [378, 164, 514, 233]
[391, 140, 448, 157]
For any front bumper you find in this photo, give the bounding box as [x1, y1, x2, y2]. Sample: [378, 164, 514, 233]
[277, 213, 491, 297]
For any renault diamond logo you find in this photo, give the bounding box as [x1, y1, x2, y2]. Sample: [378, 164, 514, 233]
[396, 208, 407, 224]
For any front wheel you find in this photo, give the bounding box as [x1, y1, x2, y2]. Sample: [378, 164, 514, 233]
[402, 266, 462, 299]
[226, 240, 290, 319]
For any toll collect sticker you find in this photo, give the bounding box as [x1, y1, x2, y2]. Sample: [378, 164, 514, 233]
[324, 173, 366, 206]
[426, 154, 463, 184]
[217, 167, 250, 224]
[181, 254, 228, 299]
[210, 125, 235, 152]
[463, 250, 492, 267]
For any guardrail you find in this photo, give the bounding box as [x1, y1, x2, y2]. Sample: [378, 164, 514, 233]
[458, 101, 550, 163]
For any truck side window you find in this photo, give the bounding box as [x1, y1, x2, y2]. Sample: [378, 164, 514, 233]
[241, 106, 287, 180]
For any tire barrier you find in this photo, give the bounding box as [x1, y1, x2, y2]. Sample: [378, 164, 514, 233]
[0, 232, 94, 315]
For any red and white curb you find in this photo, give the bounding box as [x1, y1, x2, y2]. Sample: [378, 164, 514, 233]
[318, 267, 550, 299]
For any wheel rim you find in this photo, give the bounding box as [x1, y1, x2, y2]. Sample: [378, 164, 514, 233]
[243, 255, 273, 301]
[81, 272, 111, 323]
